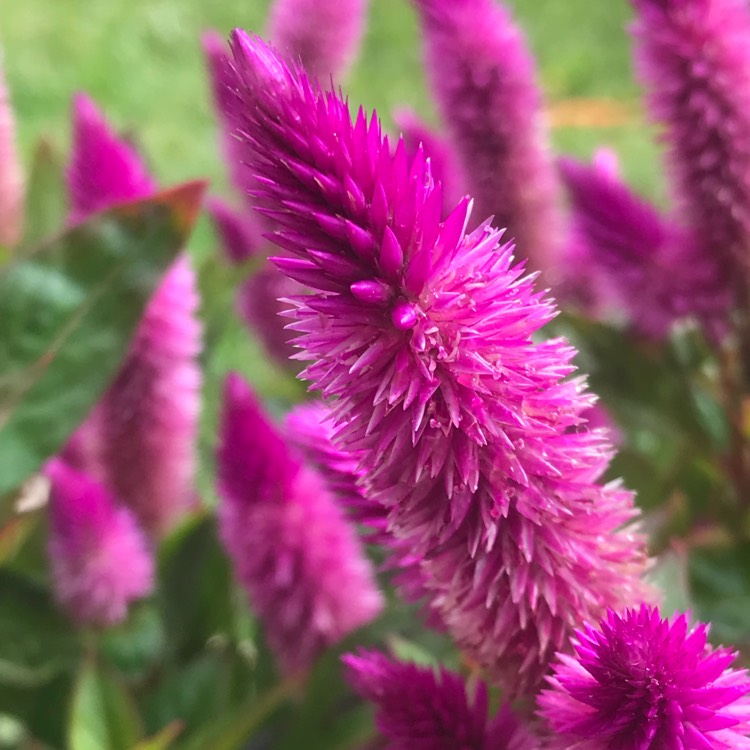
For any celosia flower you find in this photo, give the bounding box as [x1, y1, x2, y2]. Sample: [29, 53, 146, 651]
[67, 94, 202, 536]
[0, 53, 23, 248]
[283, 402, 431, 608]
[631, 0, 750, 294]
[217, 373, 383, 675]
[392, 108, 463, 216]
[539, 605, 750, 749]
[46, 459, 154, 626]
[412, 0, 561, 275]
[221, 32, 649, 694]
[267, 0, 369, 81]
[68, 93, 155, 222]
[559, 150, 729, 338]
[344, 650, 540, 749]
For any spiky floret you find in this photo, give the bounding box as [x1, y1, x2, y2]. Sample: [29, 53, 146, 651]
[559, 151, 729, 338]
[217, 374, 383, 675]
[343, 650, 540, 749]
[221, 31, 649, 693]
[631, 0, 750, 288]
[0, 54, 23, 247]
[46, 459, 154, 626]
[67, 94, 202, 536]
[393, 108, 463, 217]
[539, 606, 750, 749]
[267, 0, 369, 81]
[412, 0, 561, 275]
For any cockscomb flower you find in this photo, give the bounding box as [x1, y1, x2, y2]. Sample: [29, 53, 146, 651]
[67, 94, 202, 536]
[0, 54, 23, 248]
[217, 373, 383, 675]
[268, 0, 368, 82]
[539, 605, 750, 749]
[68, 93, 155, 222]
[344, 650, 540, 749]
[412, 0, 561, 275]
[559, 151, 729, 338]
[631, 0, 750, 294]
[46, 459, 154, 626]
[393, 108, 463, 217]
[220, 32, 649, 693]
[283, 401, 431, 607]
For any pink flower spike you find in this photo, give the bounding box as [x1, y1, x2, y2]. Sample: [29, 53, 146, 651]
[267, 0, 369, 81]
[539, 605, 750, 749]
[344, 650, 541, 749]
[99, 256, 202, 537]
[217, 374, 383, 675]
[46, 459, 154, 627]
[0, 56, 23, 248]
[631, 0, 750, 297]
[221, 31, 650, 695]
[66, 95, 203, 537]
[67, 93, 155, 223]
[413, 0, 562, 275]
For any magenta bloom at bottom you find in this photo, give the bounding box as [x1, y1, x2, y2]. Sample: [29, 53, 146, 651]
[538, 605, 750, 749]
[344, 650, 539, 749]
[46, 459, 154, 626]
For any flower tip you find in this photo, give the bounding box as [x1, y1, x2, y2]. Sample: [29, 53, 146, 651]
[201, 29, 226, 56]
[229, 29, 290, 88]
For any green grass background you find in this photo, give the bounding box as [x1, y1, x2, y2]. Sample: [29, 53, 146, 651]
[1, 0, 667, 494]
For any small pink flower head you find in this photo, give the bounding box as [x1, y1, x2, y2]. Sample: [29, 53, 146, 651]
[68, 93, 155, 222]
[267, 0, 369, 81]
[413, 0, 561, 275]
[66, 95, 203, 537]
[0, 54, 23, 248]
[46, 459, 154, 627]
[220, 31, 649, 694]
[217, 374, 383, 675]
[631, 0, 750, 287]
[539, 605, 750, 749]
[559, 151, 729, 338]
[344, 650, 540, 749]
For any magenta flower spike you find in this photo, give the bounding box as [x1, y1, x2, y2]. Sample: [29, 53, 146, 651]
[220, 32, 649, 694]
[631, 0, 750, 290]
[0, 55, 23, 248]
[393, 108, 463, 217]
[217, 374, 383, 675]
[68, 93, 155, 223]
[559, 151, 730, 338]
[344, 650, 540, 749]
[539, 606, 750, 749]
[67, 94, 202, 537]
[412, 0, 561, 275]
[46, 459, 154, 627]
[267, 0, 369, 82]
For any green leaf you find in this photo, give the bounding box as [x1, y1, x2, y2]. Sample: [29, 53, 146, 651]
[157, 514, 234, 659]
[69, 660, 143, 750]
[100, 604, 165, 682]
[0, 181, 206, 494]
[22, 139, 66, 250]
[0, 570, 79, 687]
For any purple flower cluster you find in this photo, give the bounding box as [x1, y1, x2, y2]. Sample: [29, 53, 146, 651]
[0, 58, 23, 247]
[539, 606, 750, 749]
[217, 373, 383, 675]
[219, 32, 649, 693]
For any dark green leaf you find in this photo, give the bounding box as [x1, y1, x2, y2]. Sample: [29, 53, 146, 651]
[0, 182, 206, 494]
[68, 660, 143, 750]
[0, 570, 79, 687]
[100, 604, 165, 682]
